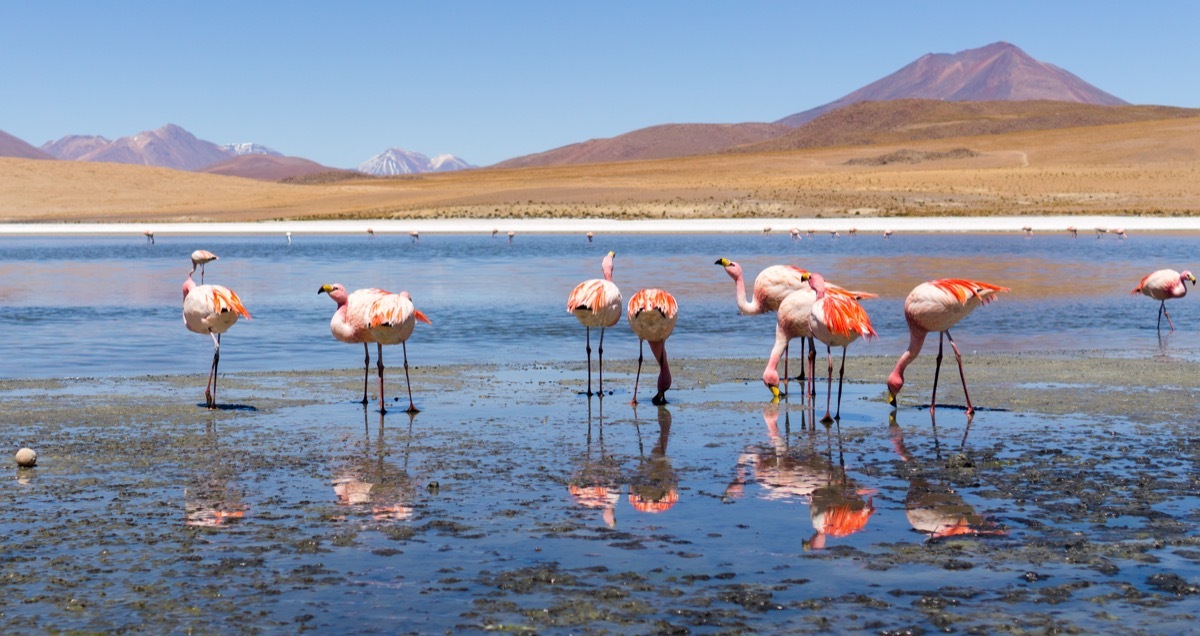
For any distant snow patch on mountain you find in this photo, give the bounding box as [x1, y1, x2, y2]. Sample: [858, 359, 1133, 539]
[358, 148, 474, 175]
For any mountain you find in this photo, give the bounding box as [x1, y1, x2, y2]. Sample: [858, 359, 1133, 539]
[0, 130, 54, 160]
[221, 142, 282, 157]
[41, 134, 111, 160]
[71, 124, 232, 170]
[776, 42, 1127, 127]
[493, 122, 789, 169]
[358, 148, 474, 175]
[199, 154, 342, 181]
[737, 100, 1200, 154]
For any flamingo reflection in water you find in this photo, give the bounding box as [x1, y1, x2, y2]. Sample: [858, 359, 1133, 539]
[725, 404, 876, 549]
[184, 421, 248, 527]
[567, 399, 621, 527]
[890, 412, 1006, 541]
[332, 409, 420, 521]
[628, 405, 678, 514]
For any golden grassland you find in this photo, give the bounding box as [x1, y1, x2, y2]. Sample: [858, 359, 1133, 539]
[3, 116, 1199, 223]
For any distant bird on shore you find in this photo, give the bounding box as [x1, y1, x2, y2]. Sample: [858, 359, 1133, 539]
[806, 272, 876, 423]
[144, 230, 155, 244]
[183, 272, 250, 409]
[884, 229, 894, 239]
[807, 229, 815, 238]
[762, 226, 772, 236]
[849, 228, 858, 237]
[1095, 227, 1107, 238]
[366, 291, 432, 413]
[190, 249, 218, 284]
[627, 289, 678, 405]
[887, 278, 1010, 415]
[1132, 269, 1195, 333]
[286, 231, 293, 245]
[367, 228, 375, 239]
[830, 230, 840, 239]
[790, 228, 801, 240]
[568, 251, 622, 396]
[1110, 228, 1127, 239]
[319, 283, 388, 404]
[409, 230, 420, 243]
[1066, 226, 1078, 238]
[586, 231, 594, 243]
[1022, 226, 1033, 237]
[507, 230, 516, 243]
[492, 228, 499, 238]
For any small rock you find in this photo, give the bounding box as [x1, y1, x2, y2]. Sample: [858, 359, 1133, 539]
[15, 448, 37, 467]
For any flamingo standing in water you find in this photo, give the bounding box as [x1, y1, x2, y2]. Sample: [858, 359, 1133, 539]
[319, 283, 388, 404]
[183, 272, 251, 409]
[1066, 226, 1078, 238]
[887, 279, 1010, 414]
[586, 231, 594, 243]
[1132, 269, 1195, 333]
[884, 229, 894, 239]
[144, 230, 155, 244]
[627, 289, 678, 405]
[568, 251, 622, 396]
[409, 230, 420, 243]
[507, 230, 516, 243]
[790, 228, 801, 240]
[190, 249, 218, 283]
[805, 272, 876, 423]
[366, 291, 432, 413]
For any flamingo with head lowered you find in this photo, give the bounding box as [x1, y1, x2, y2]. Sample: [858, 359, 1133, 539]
[887, 279, 1010, 414]
[627, 289, 678, 405]
[190, 249, 218, 283]
[319, 284, 388, 404]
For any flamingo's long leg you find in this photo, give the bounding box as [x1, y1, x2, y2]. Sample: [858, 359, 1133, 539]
[834, 346, 847, 421]
[402, 341, 418, 414]
[207, 332, 221, 409]
[584, 327, 593, 396]
[822, 344, 834, 423]
[361, 343, 371, 405]
[807, 336, 817, 400]
[945, 330, 974, 415]
[632, 339, 644, 405]
[377, 343, 387, 414]
[783, 343, 789, 396]
[598, 327, 607, 397]
[930, 332, 945, 412]
[1162, 300, 1176, 333]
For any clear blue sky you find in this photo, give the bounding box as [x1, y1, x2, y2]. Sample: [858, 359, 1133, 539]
[2, 1, 1196, 168]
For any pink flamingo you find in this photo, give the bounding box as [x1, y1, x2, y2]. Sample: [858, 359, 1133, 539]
[183, 272, 251, 409]
[805, 272, 876, 423]
[761, 226, 772, 236]
[507, 230, 516, 243]
[319, 283, 389, 404]
[1132, 269, 1195, 333]
[1111, 228, 1127, 239]
[586, 231, 594, 243]
[887, 279, 1010, 414]
[884, 229, 894, 239]
[1022, 226, 1033, 237]
[1066, 226, 1078, 238]
[627, 288, 678, 405]
[409, 230, 420, 243]
[790, 228, 801, 240]
[492, 228, 499, 238]
[190, 249, 218, 284]
[367, 228, 375, 239]
[143, 230, 155, 244]
[366, 291, 432, 413]
[568, 251, 622, 396]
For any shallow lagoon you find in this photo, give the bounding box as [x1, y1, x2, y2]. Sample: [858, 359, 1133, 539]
[3, 232, 1200, 632]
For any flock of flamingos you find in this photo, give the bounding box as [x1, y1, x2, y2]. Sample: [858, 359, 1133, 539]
[180, 234, 1195, 421]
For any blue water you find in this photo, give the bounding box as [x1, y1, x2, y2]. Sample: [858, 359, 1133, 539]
[1, 231, 1197, 379]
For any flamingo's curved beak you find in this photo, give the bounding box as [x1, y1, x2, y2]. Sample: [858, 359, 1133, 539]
[768, 384, 781, 401]
[318, 284, 333, 295]
[715, 257, 731, 266]
[1189, 274, 1197, 285]
[887, 391, 897, 407]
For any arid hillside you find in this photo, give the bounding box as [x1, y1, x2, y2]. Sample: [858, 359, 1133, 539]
[3, 115, 1200, 223]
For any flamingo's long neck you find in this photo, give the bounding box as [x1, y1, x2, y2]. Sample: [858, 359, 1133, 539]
[809, 273, 827, 300]
[729, 267, 760, 314]
[761, 324, 788, 387]
[182, 273, 196, 299]
[888, 325, 929, 395]
[649, 340, 671, 394]
[602, 254, 615, 282]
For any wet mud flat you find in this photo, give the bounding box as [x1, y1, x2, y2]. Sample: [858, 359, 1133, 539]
[2, 354, 1200, 633]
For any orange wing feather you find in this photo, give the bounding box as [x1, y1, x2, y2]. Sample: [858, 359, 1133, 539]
[1131, 273, 1154, 295]
[211, 287, 251, 319]
[930, 279, 1010, 305]
[414, 309, 432, 325]
[821, 295, 876, 340]
[567, 280, 608, 314]
[627, 288, 678, 319]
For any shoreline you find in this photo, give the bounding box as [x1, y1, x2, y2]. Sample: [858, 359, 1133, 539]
[3, 214, 1200, 236]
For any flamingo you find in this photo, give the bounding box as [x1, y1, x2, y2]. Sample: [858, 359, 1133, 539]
[567, 251, 622, 396]
[507, 230, 515, 243]
[1066, 226, 1078, 238]
[1022, 225, 1033, 237]
[183, 272, 251, 409]
[830, 230, 840, 239]
[409, 230, 420, 243]
[1132, 269, 1195, 333]
[807, 229, 815, 237]
[805, 272, 876, 423]
[790, 228, 801, 240]
[887, 279, 1011, 415]
[627, 289, 678, 405]
[1095, 227, 1107, 238]
[884, 229, 894, 239]
[492, 228, 499, 238]
[366, 291, 432, 413]
[319, 283, 389, 404]
[1111, 228, 1127, 239]
[190, 249, 218, 284]
[849, 228, 858, 237]
[761, 226, 772, 236]
[143, 230, 155, 244]
[286, 231, 293, 245]
[367, 228, 375, 239]
[586, 231, 594, 243]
